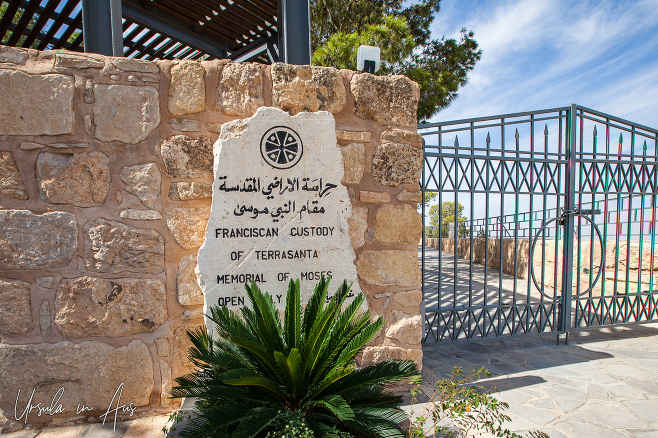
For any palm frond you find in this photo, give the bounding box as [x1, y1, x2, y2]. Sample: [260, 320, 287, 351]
[169, 277, 416, 438]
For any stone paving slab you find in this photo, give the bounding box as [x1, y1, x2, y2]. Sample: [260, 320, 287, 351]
[418, 322, 658, 437]
[3, 324, 658, 437]
[1, 415, 171, 437]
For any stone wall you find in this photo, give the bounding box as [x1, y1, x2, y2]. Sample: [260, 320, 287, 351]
[426, 237, 658, 295]
[0, 46, 423, 430]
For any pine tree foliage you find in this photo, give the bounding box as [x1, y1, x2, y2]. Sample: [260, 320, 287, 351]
[170, 278, 418, 438]
[311, 0, 481, 122]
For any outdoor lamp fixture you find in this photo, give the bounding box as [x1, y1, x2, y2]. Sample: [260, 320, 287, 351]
[357, 45, 381, 74]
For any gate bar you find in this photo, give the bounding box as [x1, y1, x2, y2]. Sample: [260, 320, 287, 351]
[558, 105, 578, 339]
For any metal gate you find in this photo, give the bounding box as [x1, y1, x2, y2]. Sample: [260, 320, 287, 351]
[419, 105, 658, 342]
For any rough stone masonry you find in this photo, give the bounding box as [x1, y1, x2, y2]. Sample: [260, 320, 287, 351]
[0, 46, 422, 430]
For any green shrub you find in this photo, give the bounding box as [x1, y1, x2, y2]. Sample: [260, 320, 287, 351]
[170, 277, 418, 438]
[264, 410, 314, 438]
[406, 367, 549, 438]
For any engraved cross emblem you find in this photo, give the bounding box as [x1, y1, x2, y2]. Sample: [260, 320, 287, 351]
[260, 126, 303, 169]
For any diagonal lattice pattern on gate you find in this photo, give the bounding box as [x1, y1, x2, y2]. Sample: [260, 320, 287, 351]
[419, 105, 658, 342]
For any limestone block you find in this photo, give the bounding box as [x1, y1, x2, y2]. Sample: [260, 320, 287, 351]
[160, 135, 213, 179]
[341, 143, 365, 185]
[381, 130, 423, 144]
[37, 152, 110, 207]
[83, 219, 165, 274]
[0, 278, 32, 335]
[168, 181, 212, 200]
[0, 210, 77, 270]
[155, 338, 170, 357]
[0, 340, 153, 424]
[110, 58, 159, 74]
[197, 108, 360, 320]
[169, 61, 205, 116]
[0, 71, 74, 135]
[170, 118, 201, 132]
[166, 207, 211, 249]
[372, 143, 423, 186]
[84, 77, 95, 103]
[0, 45, 28, 64]
[37, 276, 54, 288]
[159, 359, 173, 407]
[206, 122, 224, 133]
[83, 115, 92, 132]
[40, 301, 51, 337]
[360, 191, 390, 203]
[93, 84, 160, 143]
[120, 163, 161, 208]
[119, 209, 162, 220]
[20, 142, 45, 150]
[385, 311, 422, 345]
[55, 276, 167, 338]
[397, 189, 422, 203]
[55, 53, 104, 69]
[356, 250, 421, 287]
[390, 289, 422, 311]
[271, 63, 346, 114]
[177, 255, 203, 306]
[181, 308, 204, 320]
[360, 346, 422, 367]
[616, 241, 658, 271]
[49, 142, 87, 149]
[336, 130, 371, 143]
[0, 152, 28, 200]
[373, 204, 422, 244]
[350, 73, 419, 127]
[173, 326, 195, 370]
[216, 62, 265, 116]
[348, 207, 368, 249]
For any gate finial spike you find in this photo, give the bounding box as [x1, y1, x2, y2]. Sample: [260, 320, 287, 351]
[619, 133, 623, 144]
[486, 132, 491, 146]
[643, 140, 647, 153]
[593, 126, 597, 136]
[515, 128, 520, 139]
[454, 135, 459, 147]
[544, 124, 548, 136]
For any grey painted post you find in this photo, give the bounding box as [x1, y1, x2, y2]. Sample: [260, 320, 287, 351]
[81, 0, 123, 57]
[558, 104, 578, 337]
[278, 0, 311, 65]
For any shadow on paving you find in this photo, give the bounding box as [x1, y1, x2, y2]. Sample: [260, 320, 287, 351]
[422, 323, 658, 393]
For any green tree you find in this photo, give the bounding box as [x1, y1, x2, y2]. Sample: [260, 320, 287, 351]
[0, 4, 80, 48]
[0, 4, 36, 47]
[422, 191, 437, 208]
[311, 0, 481, 122]
[427, 201, 469, 237]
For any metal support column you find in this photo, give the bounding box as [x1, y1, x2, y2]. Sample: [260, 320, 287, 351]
[558, 104, 578, 335]
[81, 0, 123, 57]
[421, 138, 426, 337]
[278, 0, 311, 65]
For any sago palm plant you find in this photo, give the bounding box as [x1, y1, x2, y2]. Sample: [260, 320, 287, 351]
[170, 277, 418, 438]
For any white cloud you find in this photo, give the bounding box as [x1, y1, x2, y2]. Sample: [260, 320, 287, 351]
[430, 0, 658, 126]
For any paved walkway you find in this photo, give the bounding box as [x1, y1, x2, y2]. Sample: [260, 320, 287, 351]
[418, 322, 658, 437]
[420, 245, 543, 310]
[4, 323, 657, 437]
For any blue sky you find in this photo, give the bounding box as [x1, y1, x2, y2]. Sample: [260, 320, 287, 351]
[429, 0, 658, 127]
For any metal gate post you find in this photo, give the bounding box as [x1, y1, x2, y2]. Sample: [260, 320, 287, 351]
[421, 138, 426, 335]
[558, 104, 578, 336]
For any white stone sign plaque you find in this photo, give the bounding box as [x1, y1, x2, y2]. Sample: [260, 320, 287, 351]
[197, 107, 360, 327]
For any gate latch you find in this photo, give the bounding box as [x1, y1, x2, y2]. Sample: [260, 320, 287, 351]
[558, 208, 601, 225]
